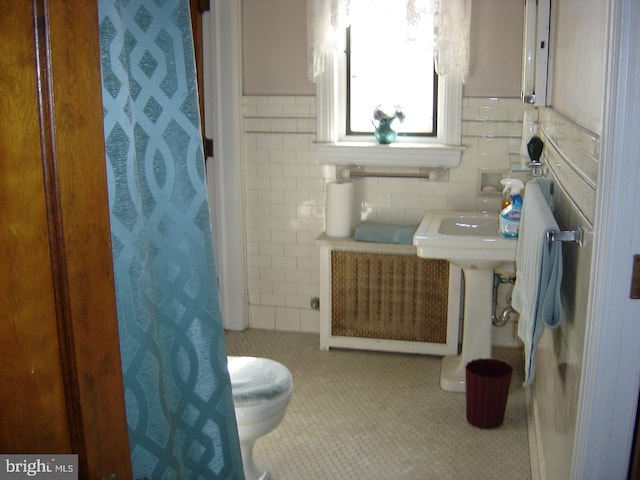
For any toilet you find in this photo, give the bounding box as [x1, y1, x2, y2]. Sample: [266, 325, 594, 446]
[228, 356, 293, 480]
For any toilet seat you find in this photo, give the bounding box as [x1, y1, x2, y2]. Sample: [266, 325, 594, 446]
[228, 356, 293, 480]
[228, 356, 293, 407]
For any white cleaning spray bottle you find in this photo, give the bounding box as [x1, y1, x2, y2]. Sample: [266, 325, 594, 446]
[499, 179, 524, 238]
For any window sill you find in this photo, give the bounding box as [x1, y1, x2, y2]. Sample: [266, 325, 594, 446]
[315, 141, 463, 168]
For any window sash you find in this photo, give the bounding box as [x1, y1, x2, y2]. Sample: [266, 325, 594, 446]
[345, 26, 438, 137]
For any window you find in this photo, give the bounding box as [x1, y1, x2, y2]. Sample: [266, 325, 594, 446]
[314, 9, 463, 168]
[346, 25, 438, 137]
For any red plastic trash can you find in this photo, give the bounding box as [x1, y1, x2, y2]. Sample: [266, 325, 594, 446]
[466, 358, 513, 429]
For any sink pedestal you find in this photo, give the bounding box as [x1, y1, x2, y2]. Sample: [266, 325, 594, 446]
[440, 268, 493, 392]
[413, 210, 518, 393]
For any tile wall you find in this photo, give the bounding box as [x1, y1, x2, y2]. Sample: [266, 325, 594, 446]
[242, 95, 527, 345]
[530, 107, 598, 479]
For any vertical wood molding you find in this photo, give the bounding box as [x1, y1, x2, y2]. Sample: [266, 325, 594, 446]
[37, 0, 133, 477]
[190, 0, 208, 151]
[32, 0, 87, 466]
[0, 0, 71, 454]
[2, 1, 131, 476]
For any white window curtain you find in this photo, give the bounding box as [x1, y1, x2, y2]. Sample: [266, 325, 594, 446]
[306, 0, 471, 82]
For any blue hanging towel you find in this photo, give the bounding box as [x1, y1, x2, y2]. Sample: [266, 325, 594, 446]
[512, 181, 564, 388]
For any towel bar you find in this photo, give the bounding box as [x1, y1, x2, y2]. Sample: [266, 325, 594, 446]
[339, 166, 449, 181]
[349, 170, 432, 179]
[546, 228, 583, 246]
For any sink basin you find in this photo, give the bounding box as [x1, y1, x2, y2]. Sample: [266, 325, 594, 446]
[438, 216, 499, 237]
[414, 211, 516, 270]
[413, 211, 517, 392]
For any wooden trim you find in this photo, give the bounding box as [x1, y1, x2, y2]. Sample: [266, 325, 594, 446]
[33, 0, 87, 466]
[43, 1, 133, 477]
[190, 0, 209, 154]
[0, 0, 71, 454]
[1, 1, 131, 476]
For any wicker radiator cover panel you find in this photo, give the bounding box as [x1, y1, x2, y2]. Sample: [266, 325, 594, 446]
[330, 250, 449, 343]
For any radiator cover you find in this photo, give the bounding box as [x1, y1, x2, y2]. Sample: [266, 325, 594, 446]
[318, 237, 461, 355]
[331, 251, 449, 343]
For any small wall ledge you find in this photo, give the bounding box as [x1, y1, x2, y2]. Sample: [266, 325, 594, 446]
[314, 141, 463, 168]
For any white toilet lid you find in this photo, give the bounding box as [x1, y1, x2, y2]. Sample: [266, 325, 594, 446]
[227, 356, 293, 406]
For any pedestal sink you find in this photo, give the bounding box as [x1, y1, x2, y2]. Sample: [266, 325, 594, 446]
[413, 211, 517, 392]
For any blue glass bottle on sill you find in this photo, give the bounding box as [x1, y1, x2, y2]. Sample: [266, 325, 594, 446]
[374, 118, 397, 144]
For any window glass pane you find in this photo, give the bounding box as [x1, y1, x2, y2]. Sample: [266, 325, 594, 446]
[348, 24, 436, 135]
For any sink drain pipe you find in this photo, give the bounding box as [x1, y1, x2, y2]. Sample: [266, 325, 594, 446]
[491, 272, 517, 327]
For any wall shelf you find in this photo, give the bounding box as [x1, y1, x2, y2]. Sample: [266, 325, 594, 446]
[315, 142, 463, 168]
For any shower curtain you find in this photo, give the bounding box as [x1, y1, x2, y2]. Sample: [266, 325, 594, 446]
[98, 0, 243, 478]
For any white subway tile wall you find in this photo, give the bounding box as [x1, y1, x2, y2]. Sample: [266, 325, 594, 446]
[242, 95, 525, 335]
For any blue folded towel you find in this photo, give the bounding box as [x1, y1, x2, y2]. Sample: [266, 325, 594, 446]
[354, 222, 418, 245]
[512, 181, 563, 388]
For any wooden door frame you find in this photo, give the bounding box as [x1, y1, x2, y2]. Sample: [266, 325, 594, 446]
[39, 1, 132, 476]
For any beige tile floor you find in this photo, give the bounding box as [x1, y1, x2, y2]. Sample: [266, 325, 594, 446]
[225, 329, 532, 480]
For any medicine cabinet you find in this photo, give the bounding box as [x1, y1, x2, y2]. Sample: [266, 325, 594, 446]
[522, 0, 551, 106]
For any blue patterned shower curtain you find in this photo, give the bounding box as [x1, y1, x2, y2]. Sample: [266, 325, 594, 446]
[98, 0, 243, 478]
